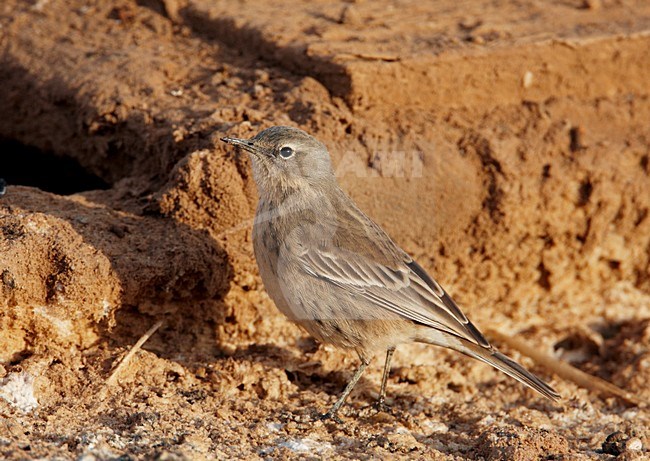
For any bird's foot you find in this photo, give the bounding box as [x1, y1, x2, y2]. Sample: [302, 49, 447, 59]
[316, 410, 344, 425]
[373, 398, 390, 414]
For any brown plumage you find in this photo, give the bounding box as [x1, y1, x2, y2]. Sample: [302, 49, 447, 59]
[221, 126, 559, 421]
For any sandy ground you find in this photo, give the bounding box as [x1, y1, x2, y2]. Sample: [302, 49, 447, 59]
[1, 0, 649, 459]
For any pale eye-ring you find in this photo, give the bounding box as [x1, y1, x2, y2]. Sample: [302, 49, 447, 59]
[279, 146, 294, 159]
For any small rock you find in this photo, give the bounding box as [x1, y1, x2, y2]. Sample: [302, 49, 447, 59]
[386, 427, 421, 452]
[625, 437, 643, 451]
[108, 224, 126, 238]
[425, 420, 449, 434]
[602, 431, 627, 456]
[0, 372, 38, 413]
[161, 0, 181, 22]
[339, 5, 361, 25]
[522, 71, 534, 89]
[252, 84, 266, 98]
[470, 35, 485, 45]
[1, 270, 15, 289]
[582, 0, 602, 10]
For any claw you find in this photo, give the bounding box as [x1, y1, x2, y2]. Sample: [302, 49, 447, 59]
[373, 400, 390, 413]
[317, 411, 344, 424]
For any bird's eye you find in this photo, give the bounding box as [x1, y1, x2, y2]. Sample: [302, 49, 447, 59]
[279, 146, 294, 159]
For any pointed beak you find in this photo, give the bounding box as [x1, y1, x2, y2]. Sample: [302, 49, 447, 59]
[220, 136, 268, 157]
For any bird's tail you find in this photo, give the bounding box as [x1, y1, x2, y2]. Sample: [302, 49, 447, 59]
[417, 332, 560, 401]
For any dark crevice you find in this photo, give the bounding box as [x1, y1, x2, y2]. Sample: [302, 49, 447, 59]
[635, 208, 648, 227]
[577, 216, 592, 244]
[608, 260, 621, 270]
[639, 154, 648, 174]
[0, 139, 110, 195]
[569, 126, 584, 153]
[537, 261, 551, 290]
[542, 233, 555, 248]
[577, 178, 593, 207]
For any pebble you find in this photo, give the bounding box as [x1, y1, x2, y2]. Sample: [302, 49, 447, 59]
[625, 437, 642, 451]
[582, 0, 602, 10]
[523, 71, 534, 89]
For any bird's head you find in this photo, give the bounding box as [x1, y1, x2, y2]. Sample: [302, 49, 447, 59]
[221, 126, 335, 196]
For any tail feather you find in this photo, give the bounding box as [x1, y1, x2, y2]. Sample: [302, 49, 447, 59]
[418, 332, 560, 401]
[468, 345, 560, 401]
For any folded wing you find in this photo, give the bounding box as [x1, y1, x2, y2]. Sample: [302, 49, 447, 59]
[296, 232, 490, 349]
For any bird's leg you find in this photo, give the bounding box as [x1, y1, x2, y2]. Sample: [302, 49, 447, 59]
[320, 357, 370, 422]
[375, 347, 395, 412]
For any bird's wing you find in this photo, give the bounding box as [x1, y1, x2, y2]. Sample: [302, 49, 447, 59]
[293, 211, 490, 348]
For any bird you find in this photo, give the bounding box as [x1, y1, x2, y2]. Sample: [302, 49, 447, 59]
[221, 126, 560, 421]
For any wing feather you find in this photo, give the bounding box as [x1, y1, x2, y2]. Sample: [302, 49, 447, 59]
[300, 248, 409, 289]
[297, 241, 489, 348]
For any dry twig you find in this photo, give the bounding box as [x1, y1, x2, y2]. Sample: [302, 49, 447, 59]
[106, 320, 163, 386]
[487, 328, 646, 407]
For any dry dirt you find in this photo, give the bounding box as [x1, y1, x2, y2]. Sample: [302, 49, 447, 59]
[1, 0, 650, 459]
